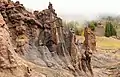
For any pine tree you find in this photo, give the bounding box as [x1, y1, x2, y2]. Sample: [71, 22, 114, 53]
[105, 22, 110, 37]
[105, 22, 117, 37]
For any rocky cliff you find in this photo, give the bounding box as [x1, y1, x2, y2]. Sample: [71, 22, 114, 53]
[0, 0, 96, 77]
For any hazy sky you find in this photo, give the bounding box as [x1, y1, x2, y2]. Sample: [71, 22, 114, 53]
[12, 0, 120, 21]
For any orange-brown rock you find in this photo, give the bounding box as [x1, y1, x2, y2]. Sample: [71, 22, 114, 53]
[0, 13, 17, 69]
[0, 1, 97, 77]
[0, 0, 8, 3]
[84, 26, 96, 52]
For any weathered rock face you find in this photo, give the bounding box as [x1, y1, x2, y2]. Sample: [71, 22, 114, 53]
[0, 13, 17, 69]
[0, 1, 96, 77]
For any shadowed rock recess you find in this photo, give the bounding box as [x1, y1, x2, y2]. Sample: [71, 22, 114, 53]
[0, 0, 96, 77]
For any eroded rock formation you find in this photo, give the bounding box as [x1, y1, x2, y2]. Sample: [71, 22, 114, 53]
[0, 13, 17, 69]
[0, 1, 96, 77]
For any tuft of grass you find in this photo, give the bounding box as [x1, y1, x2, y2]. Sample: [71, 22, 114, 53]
[16, 34, 28, 42]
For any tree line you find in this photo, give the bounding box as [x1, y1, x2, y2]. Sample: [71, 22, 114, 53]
[63, 18, 117, 37]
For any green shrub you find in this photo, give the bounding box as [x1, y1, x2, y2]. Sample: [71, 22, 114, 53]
[74, 27, 83, 35]
[89, 22, 96, 31]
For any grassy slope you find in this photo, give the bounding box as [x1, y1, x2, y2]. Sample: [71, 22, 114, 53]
[77, 36, 120, 49]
